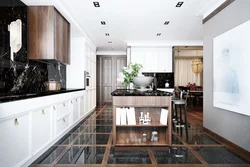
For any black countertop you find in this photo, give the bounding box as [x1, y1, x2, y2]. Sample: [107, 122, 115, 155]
[111, 89, 173, 96]
[0, 89, 85, 103]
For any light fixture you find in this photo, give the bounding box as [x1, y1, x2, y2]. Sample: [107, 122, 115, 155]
[164, 21, 170, 25]
[93, 2, 100, 7]
[192, 58, 203, 74]
[101, 21, 106, 25]
[156, 33, 161, 36]
[108, 41, 112, 43]
[176, 2, 184, 7]
[105, 33, 110, 36]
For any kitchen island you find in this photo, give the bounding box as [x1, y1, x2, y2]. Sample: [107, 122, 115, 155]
[111, 89, 173, 146]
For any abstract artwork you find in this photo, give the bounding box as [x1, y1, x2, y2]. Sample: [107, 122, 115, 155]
[213, 20, 250, 116]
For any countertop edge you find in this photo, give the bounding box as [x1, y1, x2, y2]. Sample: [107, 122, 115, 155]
[0, 89, 85, 104]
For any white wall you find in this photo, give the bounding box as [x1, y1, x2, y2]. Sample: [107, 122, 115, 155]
[203, 0, 250, 151]
[67, 37, 86, 89]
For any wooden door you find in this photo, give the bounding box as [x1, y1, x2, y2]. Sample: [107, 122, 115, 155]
[97, 55, 127, 105]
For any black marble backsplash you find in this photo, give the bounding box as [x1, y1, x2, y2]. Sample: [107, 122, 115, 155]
[142, 73, 174, 88]
[0, 0, 66, 94]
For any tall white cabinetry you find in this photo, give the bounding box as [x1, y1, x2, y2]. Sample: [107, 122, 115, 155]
[84, 42, 96, 113]
[130, 47, 173, 72]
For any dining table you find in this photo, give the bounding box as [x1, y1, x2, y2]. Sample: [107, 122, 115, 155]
[189, 90, 203, 106]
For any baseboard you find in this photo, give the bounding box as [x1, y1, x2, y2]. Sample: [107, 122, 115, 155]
[202, 127, 250, 161]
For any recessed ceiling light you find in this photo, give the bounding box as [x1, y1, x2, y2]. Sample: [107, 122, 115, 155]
[101, 21, 106, 25]
[93, 1, 100, 7]
[176, 2, 184, 7]
[108, 41, 112, 43]
[164, 21, 170, 25]
[156, 33, 161, 36]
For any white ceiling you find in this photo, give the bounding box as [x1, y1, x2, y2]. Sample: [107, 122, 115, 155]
[22, 0, 224, 52]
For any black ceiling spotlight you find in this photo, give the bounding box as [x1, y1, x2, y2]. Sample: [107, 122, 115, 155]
[93, 1, 100, 7]
[108, 41, 112, 43]
[105, 33, 110, 36]
[164, 21, 170, 25]
[156, 33, 161, 36]
[101, 21, 106, 25]
[176, 1, 184, 7]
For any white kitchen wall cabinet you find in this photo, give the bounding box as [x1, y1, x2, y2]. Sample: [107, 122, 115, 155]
[0, 112, 30, 167]
[31, 107, 53, 155]
[0, 90, 89, 167]
[130, 47, 173, 72]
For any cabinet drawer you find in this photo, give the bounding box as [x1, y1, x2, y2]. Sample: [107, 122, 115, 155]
[56, 114, 70, 135]
[32, 108, 52, 155]
[0, 113, 30, 167]
[55, 102, 69, 119]
[72, 98, 79, 123]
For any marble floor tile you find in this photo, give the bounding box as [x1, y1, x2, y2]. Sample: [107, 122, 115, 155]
[33, 146, 66, 164]
[153, 147, 201, 164]
[73, 134, 110, 145]
[56, 134, 78, 145]
[193, 146, 250, 164]
[185, 134, 220, 145]
[107, 147, 151, 164]
[58, 146, 106, 164]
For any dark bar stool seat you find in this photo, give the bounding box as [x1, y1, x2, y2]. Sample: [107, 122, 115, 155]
[172, 92, 189, 141]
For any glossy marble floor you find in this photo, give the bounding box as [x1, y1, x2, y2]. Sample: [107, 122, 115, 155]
[30, 105, 250, 167]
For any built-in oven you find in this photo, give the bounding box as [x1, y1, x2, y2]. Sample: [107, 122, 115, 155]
[84, 71, 90, 89]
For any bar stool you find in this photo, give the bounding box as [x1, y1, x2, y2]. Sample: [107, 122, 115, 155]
[172, 92, 188, 141]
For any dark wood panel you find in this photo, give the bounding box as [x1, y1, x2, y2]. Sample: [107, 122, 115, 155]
[28, 6, 54, 60]
[28, 6, 70, 64]
[203, 0, 235, 24]
[54, 8, 70, 64]
[97, 55, 127, 106]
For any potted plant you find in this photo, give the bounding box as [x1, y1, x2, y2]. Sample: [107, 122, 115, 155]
[117, 63, 143, 89]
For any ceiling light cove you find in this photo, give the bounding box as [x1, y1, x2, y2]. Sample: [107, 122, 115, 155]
[105, 33, 110, 36]
[93, 1, 100, 7]
[176, 2, 184, 7]
[164, 21, 170, 25]
[156, 33, 161, 36]
[101, 21, 106, 25]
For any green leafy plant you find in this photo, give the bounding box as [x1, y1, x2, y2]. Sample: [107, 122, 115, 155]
[117, 63, 143, 86]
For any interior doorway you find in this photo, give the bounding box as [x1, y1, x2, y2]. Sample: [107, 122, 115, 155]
[96, 55, 127, 106]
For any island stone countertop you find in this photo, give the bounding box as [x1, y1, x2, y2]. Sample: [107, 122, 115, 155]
[111, 89, 173, 96]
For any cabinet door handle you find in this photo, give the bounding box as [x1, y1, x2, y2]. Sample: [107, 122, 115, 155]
[14, 118, 19, 125]
[63, 118, 66, 122]
[71, 101, 73, 104]
[82, 97, 83, 99]
[53, 106, 56, 110]
[42, 109, 45, 114]
[76, 99, 78, 102]
[63, 103, 66, 106]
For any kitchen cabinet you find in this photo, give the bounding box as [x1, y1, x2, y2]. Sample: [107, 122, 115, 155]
[72, 98, 80, 123]
[31, 107, 53, 155]
[130, 47, 173, 72]
[56, 114, 70, 135]
[0, 90, 86, 167]
[28, 6, 70, 64]
[80, 96, 85, 117]
[0, 113, 30, 167]
[55, 101, 70, 120]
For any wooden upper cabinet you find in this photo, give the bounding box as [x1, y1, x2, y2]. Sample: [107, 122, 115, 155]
[28, 6, 71, 64]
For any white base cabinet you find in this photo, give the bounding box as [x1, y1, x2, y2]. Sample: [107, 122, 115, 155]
[32, 107, 53, 155]
[0, 90, 95, 167]
[0, 113, 30, 167]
